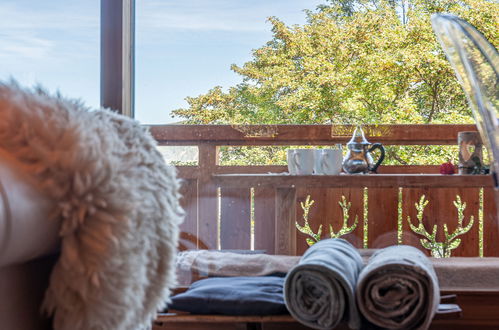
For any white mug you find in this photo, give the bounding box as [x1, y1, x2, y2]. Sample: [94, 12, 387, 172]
[287, 150, 297, 174]
[287, 149, 315, 175]
[314, 149, 343, 175]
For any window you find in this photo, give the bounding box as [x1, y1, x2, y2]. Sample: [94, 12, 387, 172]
[134, 0, 324, 124]
[102, 0, 499, 260]
[0, 0, 99, 109]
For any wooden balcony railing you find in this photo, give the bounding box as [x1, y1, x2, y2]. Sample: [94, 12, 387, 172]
[148, 124, 498, 258]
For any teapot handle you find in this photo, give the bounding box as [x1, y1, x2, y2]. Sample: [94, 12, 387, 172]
[368, 143, 385, 173]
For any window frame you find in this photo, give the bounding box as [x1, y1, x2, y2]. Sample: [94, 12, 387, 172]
[100, 0, 134, 117]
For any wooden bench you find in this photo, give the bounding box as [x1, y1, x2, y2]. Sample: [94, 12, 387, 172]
[154, 291, 499, 330]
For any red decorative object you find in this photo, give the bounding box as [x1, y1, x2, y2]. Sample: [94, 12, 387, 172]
[440, 161, 455, 175]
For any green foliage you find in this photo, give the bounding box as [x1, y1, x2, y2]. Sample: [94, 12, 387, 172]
[172, 0, 498, 165]
[408, 194, 475, 257]
[296, 194, 359, 246]
[173, 0, 498, 126]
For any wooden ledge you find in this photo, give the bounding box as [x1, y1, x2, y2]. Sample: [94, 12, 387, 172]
[213, 174, 494, 189]
[155, 314, 296, 323]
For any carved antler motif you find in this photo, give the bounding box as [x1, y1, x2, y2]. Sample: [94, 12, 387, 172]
[295, 195, 358, 246]
[407, 195, 437, 249]
[443, 196, 474, 255]
[330, 196, 358, 238]
[295, 195, 322, 246]
[407, 195, 474, 258]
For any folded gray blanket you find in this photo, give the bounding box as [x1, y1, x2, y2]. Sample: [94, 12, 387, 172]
[284, 239, 363, 330]
[356, 245, 440, 330]
[176, 249, 499, 291]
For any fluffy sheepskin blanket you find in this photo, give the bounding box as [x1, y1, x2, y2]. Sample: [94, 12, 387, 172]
[0, 81, 183, 330]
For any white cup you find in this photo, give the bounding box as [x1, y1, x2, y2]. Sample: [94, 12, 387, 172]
[287, 150, 297, 174]
[314, 149, 343, 175]
[287, 149, 315, 175]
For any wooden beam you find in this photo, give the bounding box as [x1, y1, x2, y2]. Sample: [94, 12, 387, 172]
[149, 124, 477, 145]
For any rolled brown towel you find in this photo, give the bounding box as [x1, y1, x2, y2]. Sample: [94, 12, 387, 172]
[356, 245, 440, 330]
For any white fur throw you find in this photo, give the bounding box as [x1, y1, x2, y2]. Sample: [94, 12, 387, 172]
[0, 81, 183, 330]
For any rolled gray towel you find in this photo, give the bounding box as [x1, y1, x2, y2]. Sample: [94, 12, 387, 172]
[356, 245, 440, 330]
[284, 239, 363, 330]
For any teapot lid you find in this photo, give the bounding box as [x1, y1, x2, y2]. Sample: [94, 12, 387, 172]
[347, 126, 370, 145]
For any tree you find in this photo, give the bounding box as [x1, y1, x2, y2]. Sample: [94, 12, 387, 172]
[171, 0, 498, 165]
[173, 0, 497, 125]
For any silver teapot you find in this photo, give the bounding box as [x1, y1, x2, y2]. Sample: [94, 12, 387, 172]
[342, 126, 385, 174]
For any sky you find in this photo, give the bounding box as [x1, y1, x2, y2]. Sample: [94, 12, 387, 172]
[0, 0, 325, 124]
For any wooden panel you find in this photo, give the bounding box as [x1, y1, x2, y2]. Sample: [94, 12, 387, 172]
[176, 166, 200, 179]
[295, 188, 364, 255]
[378, 165, 440, 174]
[178, 179, 198, 251]
[197, 183, 217, 250]
[254, 188, 276, 254]
[402, 188, 440, 256]
[149, 124, 476, 145]
[483, 188, 499, 256]
[275, 188, 297, 255]
[368, 188, 399, 248]
[220, 188, 251, 250]
[402, 188, 480, 257]
[333, 188, 364, 248]
[197, 145, 219, 249]
[213, 174, 494, 189]
[447, 188, 480, 257]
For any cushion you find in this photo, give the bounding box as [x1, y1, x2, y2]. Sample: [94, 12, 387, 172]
[168, 276, 288, 315]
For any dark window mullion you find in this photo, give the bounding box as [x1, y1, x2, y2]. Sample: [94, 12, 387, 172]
[100, 0, 134, 117]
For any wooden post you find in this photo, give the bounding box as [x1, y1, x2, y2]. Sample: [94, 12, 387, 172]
[275, 188, 297, 255]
